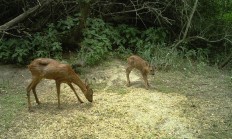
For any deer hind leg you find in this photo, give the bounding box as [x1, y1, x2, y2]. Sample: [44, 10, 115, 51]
[126, 66, 133, 87]
[26, 77, 42, 111]
[55, 81, 61, 108]
[32, 81, 41, 105]
[68, 83, 84, 103]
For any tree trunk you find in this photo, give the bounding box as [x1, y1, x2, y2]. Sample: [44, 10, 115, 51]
[65, 0, 91, 49]
[75, 1, 90, 41]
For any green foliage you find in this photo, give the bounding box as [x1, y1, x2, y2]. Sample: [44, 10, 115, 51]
[0, 24, 62, 64]
[178, 44, 209, 63]
[31, 24, 62, 59]
[114, 24, 141, 52]
[0, 15, 212, 68]
[222, 12, 232, 22]
[114, 45, 132, 59]
[78, 18, 169, 65]
[56, 14, 79, 32]
[137, 27, 167, 62]
[142, 27, 167, 44]
[116, 24, 140, 47]
[152, 45, 180, 70]
[0, 39, 31, 64]
[79, 18, 115, 65]
[0, 15, 78, 65]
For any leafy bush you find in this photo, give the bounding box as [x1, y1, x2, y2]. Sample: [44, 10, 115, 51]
[0, 16, 211, 69]
[116, 24, 141, 48]
[0, 39, 31, 64]
[31, 24, 62, 59]
[0, 24, 62, 64]
[0, 15, 78, 65]
[136, 27, 167, 62]
[79, 18, 115, 65]
[57, 15, 79, 31]
[78, 19, 169, 65]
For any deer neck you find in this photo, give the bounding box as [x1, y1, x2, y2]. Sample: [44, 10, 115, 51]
[72, 75, 87, 94]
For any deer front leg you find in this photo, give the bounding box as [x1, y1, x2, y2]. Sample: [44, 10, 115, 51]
[32, 88, 40, 105]
[55, 81, 61, 109]
[68, 83, 84, 103]
[126, 67, 133, 87]
[142, 73, 149, 90]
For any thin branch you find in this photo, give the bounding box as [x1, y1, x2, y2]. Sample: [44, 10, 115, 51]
[103, 6, 145, 15]
[182, 0, 198, 40]
[129, 0, 147, 28]
[0, 0, 53, 32]
[172, 0, 198, 48]
[188, 36, 230, 43]
[93, 1, 173, 26]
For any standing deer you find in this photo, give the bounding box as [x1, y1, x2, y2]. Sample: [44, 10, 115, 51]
[26, 58, 93, 111]
[126, 55, 155, 89]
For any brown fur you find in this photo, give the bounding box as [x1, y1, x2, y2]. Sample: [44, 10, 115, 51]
[26, 58, 93, 111]
[126, 55, 155, 89]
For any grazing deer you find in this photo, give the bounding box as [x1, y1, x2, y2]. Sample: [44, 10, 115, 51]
[126, 55, 155, 89]
[26, 58, 93, 111]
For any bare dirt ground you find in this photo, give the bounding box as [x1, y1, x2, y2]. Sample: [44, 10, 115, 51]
[0, 59, 232, 139]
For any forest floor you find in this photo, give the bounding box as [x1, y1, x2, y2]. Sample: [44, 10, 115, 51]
[0, 58, 232, 139]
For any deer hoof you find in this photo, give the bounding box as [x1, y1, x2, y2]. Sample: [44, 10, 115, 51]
[28, 108, 34, 112]
[145, 86, 149, 90]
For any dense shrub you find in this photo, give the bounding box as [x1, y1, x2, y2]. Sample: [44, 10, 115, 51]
[0, 24, 62, 64]
[77, 17, 171, 65]
[79, 18, 114, 65]
[0, 16, 212, 69]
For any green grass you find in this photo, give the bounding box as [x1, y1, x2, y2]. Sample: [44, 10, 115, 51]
[0, 81, 26, 134]
[154, 67, 232, 138]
